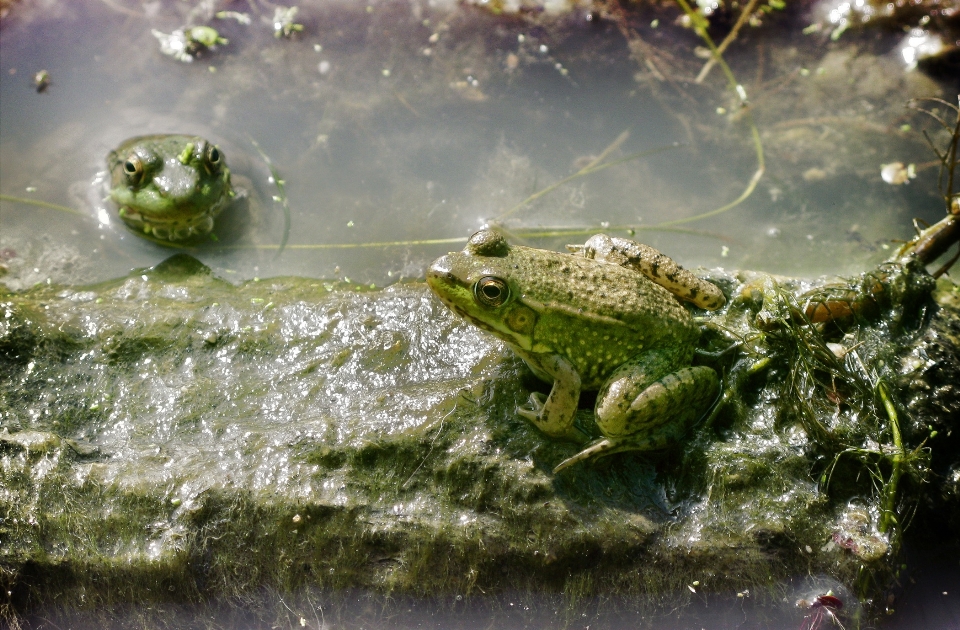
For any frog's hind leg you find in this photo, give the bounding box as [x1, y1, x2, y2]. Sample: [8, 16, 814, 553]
[553, 365, 718, 473]
[569, 234, 725, 310]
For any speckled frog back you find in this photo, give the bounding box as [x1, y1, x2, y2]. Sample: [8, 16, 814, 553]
[502, 243, 692, 328]
[496, 244, 700, 388]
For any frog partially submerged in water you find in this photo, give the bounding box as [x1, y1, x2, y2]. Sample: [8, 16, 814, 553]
[427, 229, 726, 472]
[107, 134, 234, 244]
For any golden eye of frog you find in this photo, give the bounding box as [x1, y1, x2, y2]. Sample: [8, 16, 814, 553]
[107, 134, 234, 244]
[426, 229, 726, 473]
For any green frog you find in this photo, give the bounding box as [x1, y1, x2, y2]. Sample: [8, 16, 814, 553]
[107, 134, 234, 244]
[427, 229, 726, 473]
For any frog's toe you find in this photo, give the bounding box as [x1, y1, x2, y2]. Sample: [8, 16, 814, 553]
[553, 438, 617, 473]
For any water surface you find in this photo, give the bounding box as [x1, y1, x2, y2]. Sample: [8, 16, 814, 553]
[1, 0, 951, 290]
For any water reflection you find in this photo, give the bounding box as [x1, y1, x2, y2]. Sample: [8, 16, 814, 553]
[21, 569, 959, 629]
[899, 28, 946, 70]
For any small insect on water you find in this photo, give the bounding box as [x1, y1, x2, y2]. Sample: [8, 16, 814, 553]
[797, 593, 845, 630]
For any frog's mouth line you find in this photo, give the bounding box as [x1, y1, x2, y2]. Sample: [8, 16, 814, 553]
[449, 304, 498, 334]
[117, 198, 227, 242]
[427, 268, 533, 351]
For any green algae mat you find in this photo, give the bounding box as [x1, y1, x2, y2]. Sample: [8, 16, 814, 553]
[1, 254, 959, 624]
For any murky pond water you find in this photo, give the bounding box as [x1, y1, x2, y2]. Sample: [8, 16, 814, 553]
[2, 0, 958, 628]
[1, 0, 952, 291]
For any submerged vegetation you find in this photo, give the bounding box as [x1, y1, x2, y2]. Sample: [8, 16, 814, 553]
[700, 96, 960, 616]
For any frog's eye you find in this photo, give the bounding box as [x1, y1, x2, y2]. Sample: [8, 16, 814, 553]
[123, 155, 144, 184]
[205, 145, 223, 172]
[474, 276, 509, 307]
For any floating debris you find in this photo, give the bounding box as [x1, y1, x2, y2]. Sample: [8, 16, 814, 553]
[215, 10, 251, 25]
[832, 502, 889, 562]
[33, 69, 50, 92]
[881, 161, 916, 185]
[797, 592, 845, 630]
[272, 6, 304, 38]
[152, 26, 228, 63]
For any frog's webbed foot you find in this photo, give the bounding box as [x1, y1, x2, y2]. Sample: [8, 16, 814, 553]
[518, 393, 588, 444]
[512, 353, 587, 443]
[517, 391, 546, 422]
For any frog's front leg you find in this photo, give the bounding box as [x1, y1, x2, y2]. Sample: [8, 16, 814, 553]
[514, 350, 589, 444]
[568, 234, 725, 310]
[553, 363, 719, 472]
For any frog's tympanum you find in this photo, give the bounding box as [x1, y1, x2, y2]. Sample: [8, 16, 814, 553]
[107, 134, 234, 243]
[427, 229, 726, 473]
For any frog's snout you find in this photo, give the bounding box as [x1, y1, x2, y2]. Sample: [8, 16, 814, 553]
[154, 159, 200, 200]
[426, 257, 455, 291]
